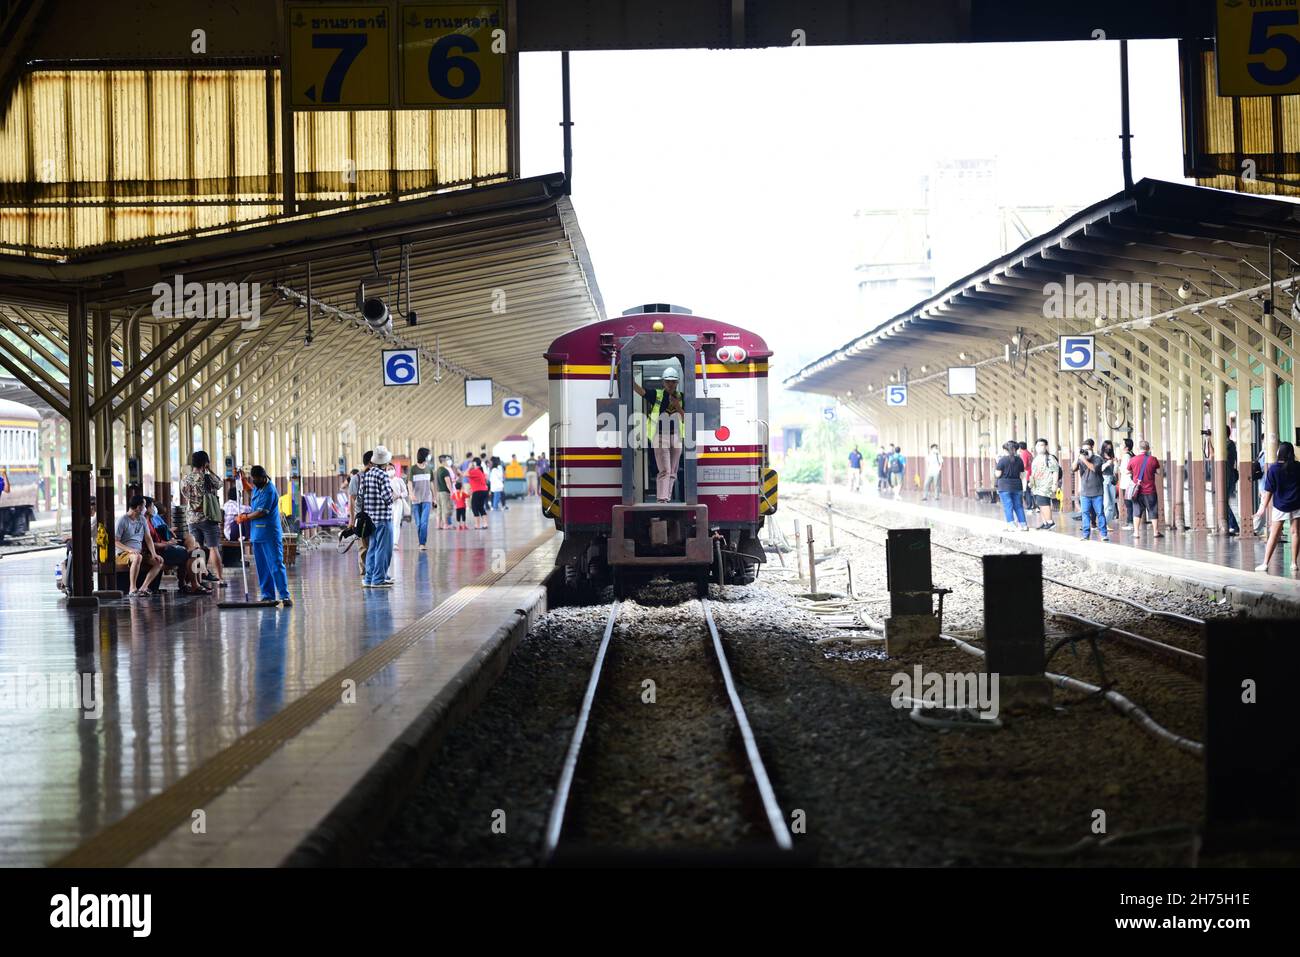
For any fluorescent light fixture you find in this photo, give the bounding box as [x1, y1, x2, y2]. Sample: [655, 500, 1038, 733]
[947, 366, 977, 396]
[464, 378, 493, 407]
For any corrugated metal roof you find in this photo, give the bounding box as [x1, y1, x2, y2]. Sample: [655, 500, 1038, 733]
[787, 178, 1300, 400]
[0, 68, 508, 256]
[0, 175, 602, 449]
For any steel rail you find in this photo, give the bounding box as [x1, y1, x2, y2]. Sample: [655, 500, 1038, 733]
[542, 600, 620, 859]
[784, 496, 1206, 677]
[788, 497, 1208, 628]
[543, 598, 792, 858]
[953, 573, 1205, 679]
[701, 599, 793, 851]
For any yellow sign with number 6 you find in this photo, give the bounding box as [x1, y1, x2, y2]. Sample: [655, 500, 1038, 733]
[400, 4, 507, 107]
[1216, 0, 1300, 96]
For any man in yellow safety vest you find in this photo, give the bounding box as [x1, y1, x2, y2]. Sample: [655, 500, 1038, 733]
[632, 366, 685, 502]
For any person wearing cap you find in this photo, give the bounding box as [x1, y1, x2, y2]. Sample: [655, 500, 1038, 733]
[235, 465, 292, 605]
[358, 446, 395, 587]
[632, 364, 685, 503]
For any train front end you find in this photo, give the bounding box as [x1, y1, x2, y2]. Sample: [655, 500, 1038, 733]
[543, 305, 774, 595]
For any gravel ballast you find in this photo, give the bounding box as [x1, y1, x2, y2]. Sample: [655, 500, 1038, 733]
[367, 491, 1294, 867]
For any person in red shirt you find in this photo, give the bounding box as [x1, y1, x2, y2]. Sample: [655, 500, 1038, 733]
[465, 458, 490, 529]
[1126, 439, 1163, 539]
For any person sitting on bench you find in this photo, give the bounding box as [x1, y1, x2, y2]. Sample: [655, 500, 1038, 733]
[145, 498, 211, 595]
[117, 494, 163, 597]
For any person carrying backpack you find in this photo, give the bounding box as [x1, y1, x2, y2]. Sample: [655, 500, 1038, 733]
[890, 447, 906, 498]
[182, 451, 226, 588]
[1029, 438, 1059, 529]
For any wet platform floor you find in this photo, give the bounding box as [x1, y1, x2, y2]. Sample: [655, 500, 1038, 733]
[0, 501, 554, 866]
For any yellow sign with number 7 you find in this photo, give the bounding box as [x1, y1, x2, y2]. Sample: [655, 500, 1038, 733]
[287, 4, 393, 109]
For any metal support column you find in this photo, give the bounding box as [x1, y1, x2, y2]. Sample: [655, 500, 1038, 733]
[1236, 341, 1256, 536]
[93, 307, 118, 595]
[67, 294, 95, 602]
[126, 313, 144, 502]
[1212, 370, 1229, 535]
[152, 323, 172, 516]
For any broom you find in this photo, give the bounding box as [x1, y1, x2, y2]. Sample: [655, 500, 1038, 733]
[219, 469, 278, 609]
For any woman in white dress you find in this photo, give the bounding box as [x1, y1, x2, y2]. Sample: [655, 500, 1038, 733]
[390, 463, 410, 545]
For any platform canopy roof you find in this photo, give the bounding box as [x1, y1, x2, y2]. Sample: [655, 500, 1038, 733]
[0, 173, 604, 449]
[786, 178, 1300, 409]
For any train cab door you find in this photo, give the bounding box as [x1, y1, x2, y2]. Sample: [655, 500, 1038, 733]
[631, 357, 687, 504]
[615, 334, 697, 507]
[606, 332, 716, 582]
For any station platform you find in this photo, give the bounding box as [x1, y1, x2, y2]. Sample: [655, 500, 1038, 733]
[0, 502, 558, 867]
[793, 484, 1300, 618]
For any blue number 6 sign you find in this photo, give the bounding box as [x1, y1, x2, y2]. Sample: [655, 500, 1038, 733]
[383, 349, 420, 386]
[1058, 335, 1095, 372]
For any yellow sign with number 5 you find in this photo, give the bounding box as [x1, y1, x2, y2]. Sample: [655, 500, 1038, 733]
[1217, 0, 1300, 96]
[400, 4, 507, 107]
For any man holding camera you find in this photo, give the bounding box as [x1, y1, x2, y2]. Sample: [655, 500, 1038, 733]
[1074, 440, 1109, 541]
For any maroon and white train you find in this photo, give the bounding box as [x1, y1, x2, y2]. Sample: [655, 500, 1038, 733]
[541, 304, 778, 595]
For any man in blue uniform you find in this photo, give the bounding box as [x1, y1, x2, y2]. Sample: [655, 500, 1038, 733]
[236, 465, 292, 606]
[847, 446, 863, 491]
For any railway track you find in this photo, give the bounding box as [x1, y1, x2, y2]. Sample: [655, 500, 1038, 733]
[785, 496, 1207, 677]
[543, 597, 793, 863]
[783, 494, 1209, 752]
[0, 531, 64, 557]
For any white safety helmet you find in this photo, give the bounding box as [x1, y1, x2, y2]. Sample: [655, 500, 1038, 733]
[661, 367, 680, 381]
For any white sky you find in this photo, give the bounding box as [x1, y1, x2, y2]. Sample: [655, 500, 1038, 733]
[519, 41, 1190, 416]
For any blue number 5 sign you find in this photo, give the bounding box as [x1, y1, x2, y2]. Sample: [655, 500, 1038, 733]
[1058, 335, 1095, 372]
[885, 384, 907, 407]
[383, 349, 420, 386]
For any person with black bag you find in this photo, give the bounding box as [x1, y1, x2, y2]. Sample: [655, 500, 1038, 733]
[343, 451, 374, 577]
[182, 450, 227, 588]
[1126, 439, 1163, 539]
[1118, 437, 1136, 529]
[1224, 429, 1241, 535]
[360, 446, 396, 586]
[1100, 440, 1119, 522]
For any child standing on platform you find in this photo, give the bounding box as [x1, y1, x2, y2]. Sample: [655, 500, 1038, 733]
[451, 482, 468, 530]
